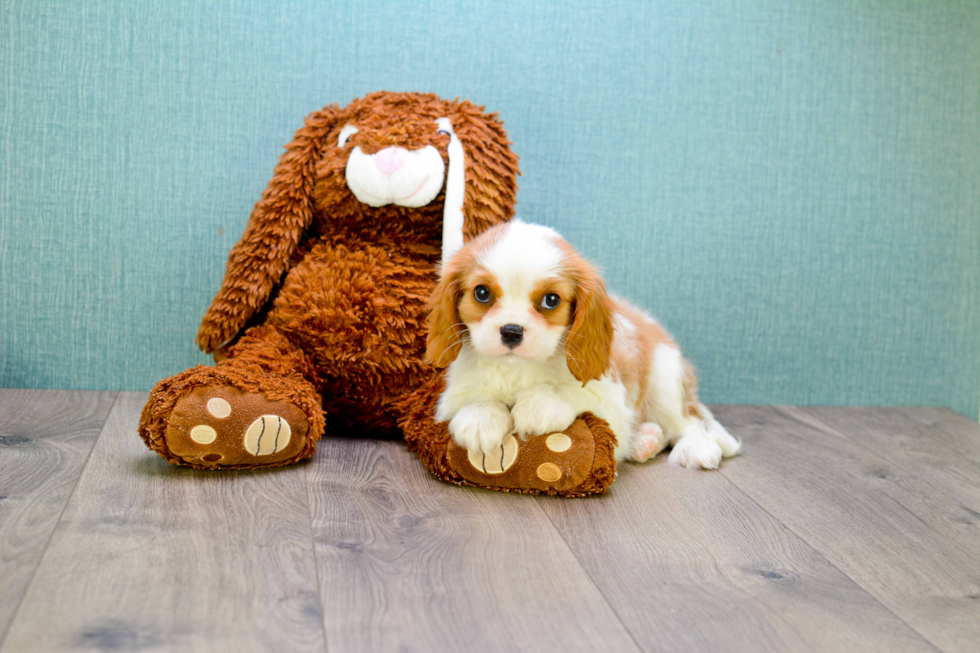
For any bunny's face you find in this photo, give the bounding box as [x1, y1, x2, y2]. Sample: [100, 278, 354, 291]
[309, 92, 519, 259]
[314, 95, 456, 216]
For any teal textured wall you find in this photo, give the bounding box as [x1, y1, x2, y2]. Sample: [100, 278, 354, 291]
[2, 1, 978, 417]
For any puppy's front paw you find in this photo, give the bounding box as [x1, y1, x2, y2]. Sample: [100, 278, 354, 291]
[448, 403, 514, 455]
[511, 385, 578, 437]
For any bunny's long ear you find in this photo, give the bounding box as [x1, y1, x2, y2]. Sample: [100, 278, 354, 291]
[196, 105, 342, 353]
[448, 100, 521, 241]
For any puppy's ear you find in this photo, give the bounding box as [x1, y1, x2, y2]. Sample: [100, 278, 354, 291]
[449, 100, 521, 239]
[425, 264, 466, 368]
[197, 104, 343, 353]
[566, 267, 615, 385]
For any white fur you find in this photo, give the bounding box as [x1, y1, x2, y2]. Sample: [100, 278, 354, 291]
[447, 401, 513, 456]
[436, 345, 636, 456]
[436, 220, 741, 469]
[511, 383, 580, 437]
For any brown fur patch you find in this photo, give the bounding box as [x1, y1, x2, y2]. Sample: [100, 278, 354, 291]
[609, 305, 655, 407]
[424, 263, 466, 368]
[561, 255, 614, 384]
[530, 278, 575, 328]
[682, 359, 706, 419]
[607, 306, 706, 422]
[457, 273, 503, 325]
[609, 305, 667, 414]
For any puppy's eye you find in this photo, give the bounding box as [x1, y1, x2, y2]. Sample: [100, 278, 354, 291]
[474, 285, 492, 303]
[541, 293, 561, 309]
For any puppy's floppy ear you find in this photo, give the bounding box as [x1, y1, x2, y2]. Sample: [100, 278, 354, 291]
[448, 100, 521, 239]
[197, 104, 343, 353]
[425, 262, 466, 368]
[566, 265, 615, 385]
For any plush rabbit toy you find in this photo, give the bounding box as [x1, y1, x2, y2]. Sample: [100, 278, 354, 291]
[139, 92, 616, 496]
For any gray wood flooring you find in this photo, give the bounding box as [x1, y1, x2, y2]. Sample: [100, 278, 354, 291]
[0, 390, 977, 652]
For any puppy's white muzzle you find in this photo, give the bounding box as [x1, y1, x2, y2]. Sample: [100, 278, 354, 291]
[345, 145, 446, 208]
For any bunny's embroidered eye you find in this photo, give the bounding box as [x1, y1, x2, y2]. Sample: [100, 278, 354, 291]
[474, 286, 492, 303]
[541, 293, 561, 309]
[338, 124, 359, 147]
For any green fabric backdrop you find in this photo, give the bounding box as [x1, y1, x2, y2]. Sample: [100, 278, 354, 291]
[2, 0, 978, 417]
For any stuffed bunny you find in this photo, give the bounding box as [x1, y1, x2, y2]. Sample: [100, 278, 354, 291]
[138, 91, 616, 496]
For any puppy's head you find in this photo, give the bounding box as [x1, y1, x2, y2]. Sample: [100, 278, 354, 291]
[426, 220, 614, 383]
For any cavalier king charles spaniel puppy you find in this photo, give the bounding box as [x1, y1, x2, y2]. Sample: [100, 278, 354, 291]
[425, 219, 740, 469]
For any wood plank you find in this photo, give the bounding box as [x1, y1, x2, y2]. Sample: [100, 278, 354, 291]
[0, 392, 326, 653]
[0, 389, 116, 642]
[308, 436, 640, 653]
[714, 405, 980, 653]
[795, 407, 980, 512]
[538, 458, 936, 652]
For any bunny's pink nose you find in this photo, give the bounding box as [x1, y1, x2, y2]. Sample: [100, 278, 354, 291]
[374, 146, 408, 177]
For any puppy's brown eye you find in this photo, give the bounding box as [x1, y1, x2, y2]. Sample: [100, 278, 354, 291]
[474, 285, 492, 303]
[541, 293, 561, 309]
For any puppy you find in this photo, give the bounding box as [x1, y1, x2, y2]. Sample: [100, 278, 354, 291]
[425, 220, 740, 469]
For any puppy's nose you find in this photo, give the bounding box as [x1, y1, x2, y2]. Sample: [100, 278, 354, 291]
[500, 324, 524, 348]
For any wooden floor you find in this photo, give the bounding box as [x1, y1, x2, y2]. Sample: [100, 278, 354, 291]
[0, 390, 978, 652]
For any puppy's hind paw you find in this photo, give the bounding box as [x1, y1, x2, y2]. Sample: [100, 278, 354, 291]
[705, 419, 741, 457]
[630, 422, 666, 463]
[668, 432, 723, 470]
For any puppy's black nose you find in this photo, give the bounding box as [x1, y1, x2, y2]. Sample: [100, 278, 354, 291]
[500, 324, 524, 348]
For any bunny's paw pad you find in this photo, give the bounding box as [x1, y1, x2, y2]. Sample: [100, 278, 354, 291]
[165, 387, 309, 468]
[447, 419, 599, 492]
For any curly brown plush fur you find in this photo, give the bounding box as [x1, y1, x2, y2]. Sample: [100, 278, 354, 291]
[140, 92, 520, 464]
[193, 92, 519, 436]
[139, 91, 617, 495]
